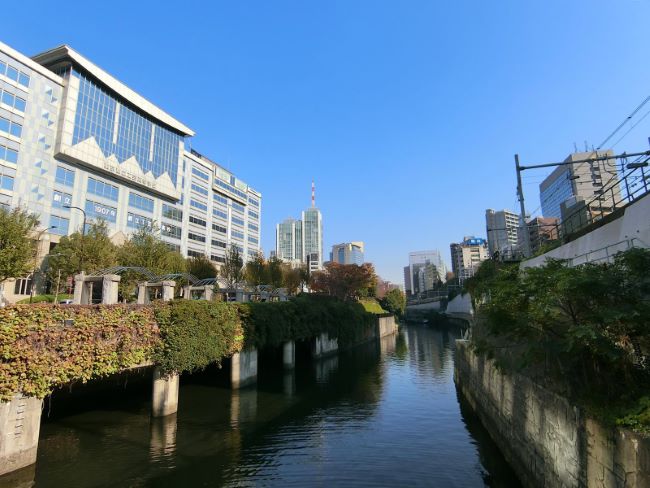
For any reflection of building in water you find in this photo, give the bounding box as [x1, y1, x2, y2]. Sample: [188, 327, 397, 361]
[405, 325, 460, 382]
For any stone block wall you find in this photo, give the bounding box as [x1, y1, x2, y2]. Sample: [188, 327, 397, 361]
[454, 340, 650, 488]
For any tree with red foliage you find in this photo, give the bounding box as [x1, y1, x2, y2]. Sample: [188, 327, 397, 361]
[310, 262, 377, 301]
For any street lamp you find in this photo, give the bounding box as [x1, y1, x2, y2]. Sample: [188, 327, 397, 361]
[29, 226, 56, 303]
[63, 205, 87, 273]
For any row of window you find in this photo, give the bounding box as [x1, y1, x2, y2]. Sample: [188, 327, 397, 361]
[0, 173, 14, 191]
[191, 183, 209, 196]
[232, 230, 244, 240]
[161, 223, 182, 239]
[88, 177, 119, 201]
[190, 199, 208, 212]
[212, 223, 226, 234]
[249, 210, 259, 220]
[0, 61, 30, 88]
[248, 197, 259, 207]
[214, 178, 248, 201]
[129, 192, 154, 212]
[162, 203, 182, 222]
[213, 193, 227, 205]
[212, 239, 227, 248]
[56, 166, 75, 186]
[213, 208, 227, 220]
[1, 89, 26, 112]
[211, 255, 225, 263]
[192, 167, 209, 181]
[232, 216, 244, 227]
[0, 144, 18, 164]
[232, 201, 245, 213]
[0, 117, 22, 138]
[189, 215, 206, 227]
[127, 212, 152, 229]
[188, 231, 205, 243]
[248, 223, 258, 232]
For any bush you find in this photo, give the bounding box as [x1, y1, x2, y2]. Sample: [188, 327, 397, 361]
[17, 294, 72, 304]
[0, 304, 159, 400]
[153, 300, 243, 375]
[238, 294, 376, 349]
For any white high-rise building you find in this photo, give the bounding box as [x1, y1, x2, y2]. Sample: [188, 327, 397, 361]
[405, 250, 447, 296]
[485, 209, 520, 257]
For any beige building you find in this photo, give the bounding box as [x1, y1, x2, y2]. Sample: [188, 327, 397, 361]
[330, 241, 364, 265]
[450, 237, 489, 282]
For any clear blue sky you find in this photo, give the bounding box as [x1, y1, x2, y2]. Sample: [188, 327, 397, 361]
[4, 0, 650, 283]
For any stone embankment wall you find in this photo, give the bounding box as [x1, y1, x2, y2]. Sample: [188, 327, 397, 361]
[454, 340, 650, 488]
[377, 315, 397, 337]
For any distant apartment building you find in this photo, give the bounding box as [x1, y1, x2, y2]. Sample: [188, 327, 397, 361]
[524, 217, 559, 255]
[330, 242, 364, 265]
[404, 250, 447, 297]
[485, 209, 521, 257]
[0, 42, 261, 303]
[275, 182, 323, 272]
[376, 279, 401, 299]
[539, 150, 620, 221]
[450, 236, 489, 282]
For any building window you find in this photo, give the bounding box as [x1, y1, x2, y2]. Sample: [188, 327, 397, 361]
[162, 204, 182, 222]
[248, 197, 259, 207]
[188, 232, 206, 243]
[0, 173, 14, 191]
[0, 145, 18, 164]
[248, 223, 258, 232]
[187, 249, 204, 258]
[13, 277, 33, 295]
[128, 192, 154, 212]
[52, 190, 72, 209]
[191, 183, 209, 196]
[192, 167, 209, 181]
[213, 194, 228, 205]
[0, 89, 27, 112]
[211, 255, 225, 263]
[127, 212, 153, 229]
[189, 215, 207, 227]
[231, 230, 244, 240]
[161, 223, 182, 239]
[232, 202, 245, 213]
[211, 239, 227, 248]
[0, 62, 30, 88]
[248, 236, 258, 245]
[0, 117, 22, 138]
[55, 166, 75, 187]
[213, 209, 227, 220]
[248, 210, 259, 220]
[85, 200, 117, 223]
[165, 242, 181, 253]
[231, 216, 244, 227]
[87, 177, 119, 201]
[190, 199, 208, 212]
[212, 223, 227, 234]
[50, 215, 70, 235]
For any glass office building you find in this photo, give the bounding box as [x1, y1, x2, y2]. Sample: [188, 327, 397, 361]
[0, 41, 261, 302]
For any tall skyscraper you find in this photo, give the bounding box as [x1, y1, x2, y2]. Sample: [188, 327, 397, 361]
[405, 250, 447, 297]
[275, 181, 323, 271]
[485, 209, 520, 257]
[450, 236, 489, 282]
[330, 242, 364, 265]
[539, 150, 620, 220]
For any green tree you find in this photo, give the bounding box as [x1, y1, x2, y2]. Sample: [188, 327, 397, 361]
[282, 265, 302, 295]
[187, 255, 217, 280]
[0, 207, 39, 291]
[220, 245, 244, 289]
[381, 288, 406, 318]
[267, 256, 284, 289]
[244, 252, 268, 286]
[47, 220, 117, 282]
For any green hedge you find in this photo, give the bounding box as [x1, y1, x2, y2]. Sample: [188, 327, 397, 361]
[0, 304, 159, 400]
[238, 294, 376, 349]
[153, 300, 243, 375]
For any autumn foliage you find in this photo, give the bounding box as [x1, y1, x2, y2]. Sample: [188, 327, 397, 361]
[310, 262, 378, 301]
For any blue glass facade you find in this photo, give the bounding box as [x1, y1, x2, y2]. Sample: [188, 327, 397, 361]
[71, 70, 182, 184]
[540, 171, 574, 219]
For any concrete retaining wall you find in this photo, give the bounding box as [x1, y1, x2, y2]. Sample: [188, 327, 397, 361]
[377, 315, 397, 337]
[0, 396, 42, 476]
[454, 340, 650, 487]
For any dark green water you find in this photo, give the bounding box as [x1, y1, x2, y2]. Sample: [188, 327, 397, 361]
[29, 325, 520, 487]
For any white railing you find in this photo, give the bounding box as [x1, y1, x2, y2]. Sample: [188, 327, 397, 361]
[567, 237, 647, 267]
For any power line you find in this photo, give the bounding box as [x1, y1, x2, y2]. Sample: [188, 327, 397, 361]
[596, 95, 650, 150]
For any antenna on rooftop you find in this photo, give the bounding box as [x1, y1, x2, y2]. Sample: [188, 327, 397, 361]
[311, 180, 315, 207]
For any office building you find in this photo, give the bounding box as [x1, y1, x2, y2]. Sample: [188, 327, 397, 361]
[524, 217, 559, 255]
[485, 209, 520, 257]
[330, 241, 364, 265]
[0, 41, 261, 303]
[450, 236, 489, 282]
[404, 250, 447, 297]
[275, 182, 323, 272]
[539, 150, 620, 220]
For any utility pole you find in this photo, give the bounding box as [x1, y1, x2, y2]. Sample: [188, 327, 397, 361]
[515, 154, 531, 258]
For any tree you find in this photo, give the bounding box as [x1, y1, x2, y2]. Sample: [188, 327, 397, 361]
[220, 245, 244, 289]
[0, 207, 39, 291]
[381, 288, 406, 318]
[267, 256, 284, 289]
[47, 220, 117, 282]
[244, 252, 268, 287]
[282, 265, 302, 295]
[187, 255, 217, 280]
[310, 262, 378, 301]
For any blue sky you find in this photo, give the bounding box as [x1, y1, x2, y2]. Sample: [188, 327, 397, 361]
[4, 0, 650, 283]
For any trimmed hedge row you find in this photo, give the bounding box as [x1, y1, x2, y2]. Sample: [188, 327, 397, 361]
[0, 295, 380, 399]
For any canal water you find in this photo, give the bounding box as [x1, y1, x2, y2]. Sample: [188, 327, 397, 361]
[30, 325, 520, 487]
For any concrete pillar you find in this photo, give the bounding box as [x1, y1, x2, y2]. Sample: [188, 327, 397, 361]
[149, 413, 177, 461]
[181, 285, 191, 299]
[313, 333, 338, 358]
[137, 282, 149, 305]
[282, 341, 295, 369]
[231, 349, 258, 389]
[101, 274, 120, 305]
[152, 367, 179, 417]
[202, 285, 213, 301]
[0, 395, 43, 476]
[161, 281, 175, 302]
[73, 272, 89, 305]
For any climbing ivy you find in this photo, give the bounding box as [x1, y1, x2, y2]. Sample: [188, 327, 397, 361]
[0, 304, 159, 400]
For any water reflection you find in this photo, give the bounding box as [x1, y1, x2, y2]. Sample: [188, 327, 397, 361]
[32, 325, 519, 487]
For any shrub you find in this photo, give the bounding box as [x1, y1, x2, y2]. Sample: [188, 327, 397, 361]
[153, 300, 243, 375]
